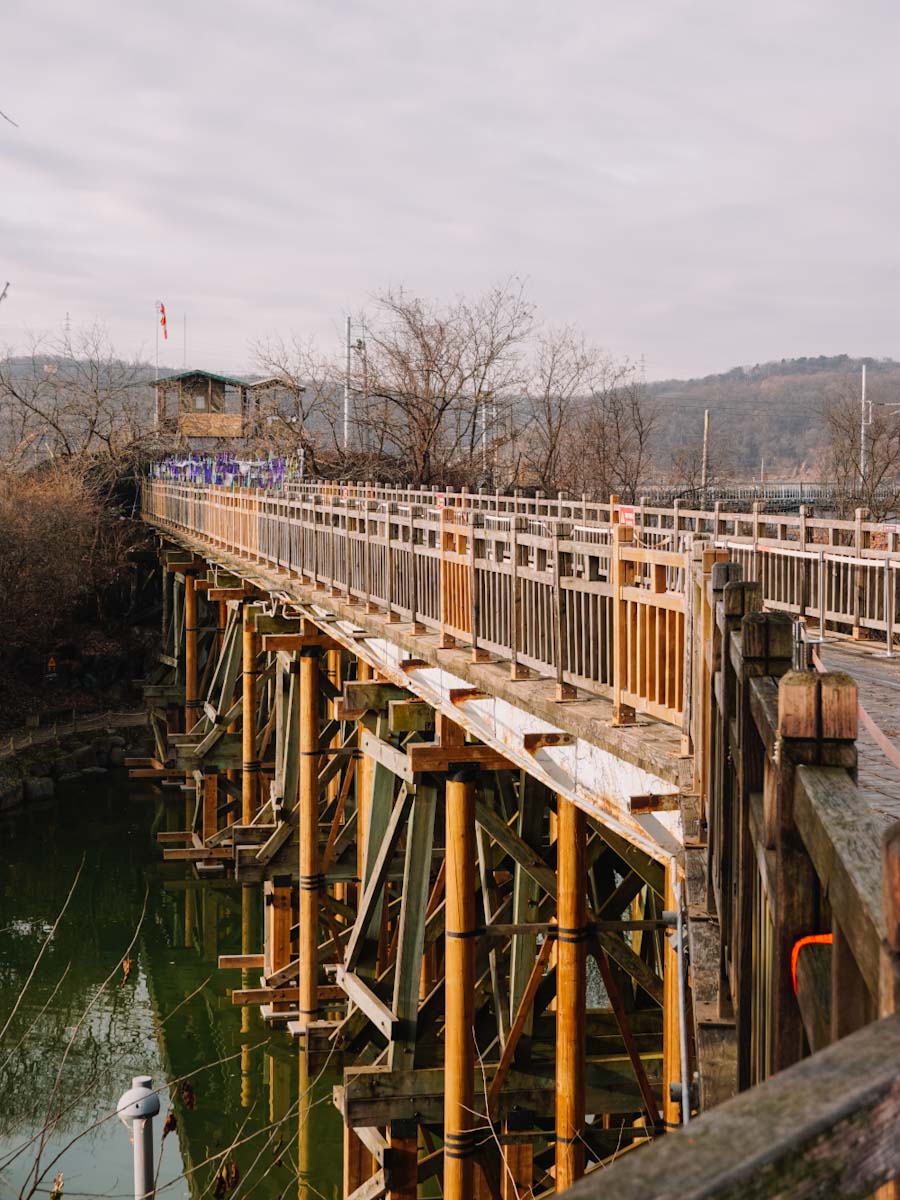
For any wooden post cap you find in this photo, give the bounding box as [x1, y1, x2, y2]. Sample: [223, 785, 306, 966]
[777, 670, 858, 742]
[742, 611, 794, 663]
[723, 579, 763, 616]
[710, 560, 742, 591]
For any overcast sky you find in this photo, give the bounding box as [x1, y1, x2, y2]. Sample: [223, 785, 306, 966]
[3, 0, 899, 379]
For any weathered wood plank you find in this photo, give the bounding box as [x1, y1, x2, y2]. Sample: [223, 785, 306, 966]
[794, 764, 883, 997]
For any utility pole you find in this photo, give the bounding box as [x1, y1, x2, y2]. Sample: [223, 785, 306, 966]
[701, 408, 710, 503]
[343, 315, 352, 451]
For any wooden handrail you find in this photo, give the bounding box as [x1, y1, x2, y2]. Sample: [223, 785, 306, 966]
[561, 1013, 900, 1198]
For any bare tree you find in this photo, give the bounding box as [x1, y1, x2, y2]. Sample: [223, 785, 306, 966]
[349, 282, 534, 485]
[0, 323, 154, 469]
[822, 375, 900, 519]
[520, 326, 602, 492]
[249, 334, 338, 466]
[574, 365, 657, 502]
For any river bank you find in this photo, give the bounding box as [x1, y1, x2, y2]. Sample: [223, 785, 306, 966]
[0, 771, 344, 1199]
[0, 714, 152, 812]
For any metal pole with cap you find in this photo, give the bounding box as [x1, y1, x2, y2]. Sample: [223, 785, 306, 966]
[117, 1075, 160, 1200]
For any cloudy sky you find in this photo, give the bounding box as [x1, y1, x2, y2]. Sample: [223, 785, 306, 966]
[3, 0, 899, 378]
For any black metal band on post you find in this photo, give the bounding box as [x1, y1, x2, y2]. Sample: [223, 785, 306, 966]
[443, 1131, 477, 1159]
[554, 924, 592, 944]
[185, 699, 203, 709]
[445, 928, 482, 940]
[298, 873, 324, 891]
[448, 763, 480, 784]
[242, 761, 261, 773]
[299, 644, 322, 658]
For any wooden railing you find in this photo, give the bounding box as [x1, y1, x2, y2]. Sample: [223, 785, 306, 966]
[686, 552, 898, 1094]
[143, 480, 689, 725]
[143, 479, 900, 725]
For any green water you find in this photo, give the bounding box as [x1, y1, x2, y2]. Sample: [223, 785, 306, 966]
[0, 776, 343, 1200]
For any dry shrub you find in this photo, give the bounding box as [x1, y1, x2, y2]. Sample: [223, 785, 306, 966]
[0, 465, 121, 650]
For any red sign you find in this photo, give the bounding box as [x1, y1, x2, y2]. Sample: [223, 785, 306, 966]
[619, 505, 635, 527]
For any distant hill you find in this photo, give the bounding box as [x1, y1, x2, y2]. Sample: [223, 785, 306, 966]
[648, 355, 900, 478]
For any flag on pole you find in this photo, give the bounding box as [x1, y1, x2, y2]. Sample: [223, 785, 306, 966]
[157, 301, 168, 340]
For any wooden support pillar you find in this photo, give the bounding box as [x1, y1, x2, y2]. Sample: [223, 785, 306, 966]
[357, 657, 373, 891]
[662, 858, 682, 1127]
[297, 1044, 313, 1200]
[387, 1119, 418, 1200]
[555, 795, 586, 1191]
[343, 1126, 374, 1196]
[264, 875, 292, 1013]
[444, 766, 477, 1200]
[242, 606, 261, 823]
[502, 1116, 533, 1199]
[184, 882, 196, 950]
[202, 771, 218, 843]
[240, 884, 259, 1109]
[298, 647, 321, 1032]
[268, 1049, 290, 1124]
[184, 572, 200, 732]
[217, 598, 227, 655]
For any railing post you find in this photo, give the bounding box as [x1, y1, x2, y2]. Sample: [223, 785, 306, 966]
[553, 521, 576, 700]
[469, 512, 489, 663]
[611, 512, 636, 726]
[386, 503, 402, 624]
[853, 507, 867, 640]
[408, 507, 424, 634]
[438, 507, 455, 649]
[510, 517, 528, 680]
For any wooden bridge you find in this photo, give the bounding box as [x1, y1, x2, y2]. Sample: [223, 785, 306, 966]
[139, 478, 900, 1198]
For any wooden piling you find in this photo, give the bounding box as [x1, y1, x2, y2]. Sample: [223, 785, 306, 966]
[357, 656, 373, 891]
[298, 647, 321, 1032]
[444, 766, 477, 1200]
[184, 571, 199, 733]
[387, 1119, 418, 1199]
[556, 795, 586, 1190]
[242, 606, 260, 823]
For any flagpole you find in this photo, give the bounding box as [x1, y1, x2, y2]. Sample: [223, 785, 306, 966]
[155, 302, 159, 430]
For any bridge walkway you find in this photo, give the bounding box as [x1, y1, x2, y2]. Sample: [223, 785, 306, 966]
[817, 639, 900, 826]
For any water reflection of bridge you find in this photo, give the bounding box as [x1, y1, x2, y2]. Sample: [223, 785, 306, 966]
[142, 861, 342, 1199]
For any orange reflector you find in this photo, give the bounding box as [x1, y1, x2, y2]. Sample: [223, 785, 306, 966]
[791, 933, 833, 995]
